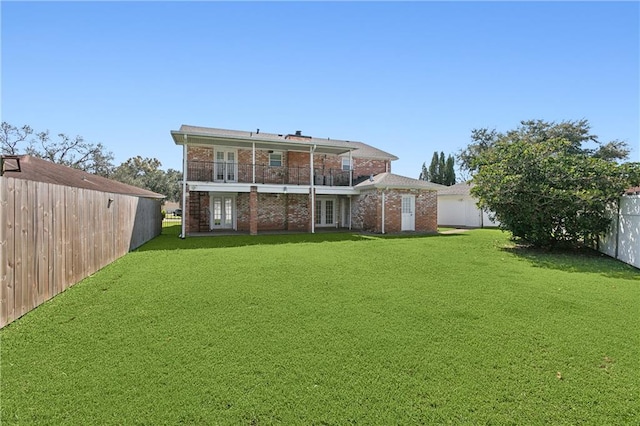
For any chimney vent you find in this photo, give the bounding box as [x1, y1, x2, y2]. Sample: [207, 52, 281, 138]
[295, 130, 302, 136]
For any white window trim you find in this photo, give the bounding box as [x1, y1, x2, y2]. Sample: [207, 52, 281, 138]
[269, 151, 283, 167]
[341, 157, 352, 171]
[213, 147, 238, 182]
[315, 197, 337, 227]
[209, 193, 237, 230]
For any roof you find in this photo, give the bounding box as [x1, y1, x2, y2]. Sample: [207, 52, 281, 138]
[439, 183, 640, 196]
[1, 155, 165, 199]
[437, 182, 474, 196]
[354, 172, 444, 191]
[171, 125, 399, 161]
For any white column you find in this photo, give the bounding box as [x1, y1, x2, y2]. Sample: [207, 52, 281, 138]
[349, 150, 353, 186]
[310, 146, 315, 233]
[181, 139, 188, 239]
[252, 142, 256, 184]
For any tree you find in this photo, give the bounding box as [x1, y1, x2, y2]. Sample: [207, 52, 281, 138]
[419, 151, 456, 185]
[428, 152, 439, 182]
[444, 155, 456, 186]
[111, 156, 182, 202]
[468, 120, 640, 248]
[1, 122, 33, 155]
[419, 162, 428, 181]
[1, 121, 115, 177]
[458, 119, 630, 175]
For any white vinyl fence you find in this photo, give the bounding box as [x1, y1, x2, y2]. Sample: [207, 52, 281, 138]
[598, 195, 640, 269]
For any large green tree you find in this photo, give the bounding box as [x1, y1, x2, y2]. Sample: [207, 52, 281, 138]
[468, 120, 639, 248]
[419, 151, 456, 185]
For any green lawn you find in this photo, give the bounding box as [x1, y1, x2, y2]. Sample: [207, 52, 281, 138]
[2, 226, 638, 425]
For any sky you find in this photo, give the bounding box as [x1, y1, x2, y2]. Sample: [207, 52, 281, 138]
[2, 1, 639, 179]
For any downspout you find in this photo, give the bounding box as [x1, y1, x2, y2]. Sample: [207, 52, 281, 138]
[252, 142, 256, 184]
[349, 196, 352, 230]
[310, 145, 316, 233]
[381, 188, 386, 234]
[180, 136, 188, 239]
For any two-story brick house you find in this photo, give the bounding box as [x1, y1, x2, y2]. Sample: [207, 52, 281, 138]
[171, 125, 440, 236]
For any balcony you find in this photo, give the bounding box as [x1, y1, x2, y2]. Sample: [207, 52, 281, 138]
[187, 161, 353, 187]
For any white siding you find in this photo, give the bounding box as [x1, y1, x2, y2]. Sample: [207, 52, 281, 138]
[438, 194, 499, 228]
[599, 195, 640, 269]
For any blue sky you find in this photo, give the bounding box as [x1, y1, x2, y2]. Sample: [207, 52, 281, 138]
[2, 1, 638, 179]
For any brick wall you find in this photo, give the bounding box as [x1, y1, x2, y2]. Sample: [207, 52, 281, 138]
[237, 193, 250, 232]
[352, 190, 380, 232]
[236, 192, 311, 232]
[353, 158, 390, 180]
[287, 152, 312, 185]
[186, 191, 211, 233]
[415, 190, 438, 232]
[256, 193, 287, 231]
[287, 194, 311, 231]
[187, 146, 213, 162]
[352, 189, 437, 233]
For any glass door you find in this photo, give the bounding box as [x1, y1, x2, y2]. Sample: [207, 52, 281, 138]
[210, 194, 235, 229]
[214, 150, 237, 182]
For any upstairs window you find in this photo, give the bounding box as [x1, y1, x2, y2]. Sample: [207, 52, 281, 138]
[342, 157, 352, 171]
[269, 152, 283, 167]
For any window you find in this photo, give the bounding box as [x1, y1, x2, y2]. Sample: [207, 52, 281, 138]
[342, 157, 352, 171]
[269, 152, 283, 167]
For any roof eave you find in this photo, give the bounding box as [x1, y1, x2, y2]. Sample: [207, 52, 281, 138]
[171, 130, 353, 155]
[356, 183, 439, 191]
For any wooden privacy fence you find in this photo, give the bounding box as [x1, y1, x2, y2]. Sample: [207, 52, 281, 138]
[0, 176, 162, 328]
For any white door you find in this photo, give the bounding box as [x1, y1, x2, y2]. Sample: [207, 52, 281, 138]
[315, 198, 336, 227]
[210, 194, 236, 229]
[401, 195, 415, 231]
[214, 150, 237, 182]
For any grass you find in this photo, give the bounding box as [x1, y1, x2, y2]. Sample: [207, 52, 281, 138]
[1, 225, 639, 424]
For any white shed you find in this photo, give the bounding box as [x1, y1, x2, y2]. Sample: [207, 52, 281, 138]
[437, 182, 499, 228]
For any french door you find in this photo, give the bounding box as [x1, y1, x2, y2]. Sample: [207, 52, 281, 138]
[210, 194, 236, 229]
[315, 198, 336, 227]
[214, 149, 237, 182]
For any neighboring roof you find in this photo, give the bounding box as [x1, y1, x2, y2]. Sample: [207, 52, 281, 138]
[354, 172, 444, 191]
[171, 125, 399, 161]
[439, 183, 640, 196]
[1, 155, 164, 199]
[437, 182, 474, 196]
